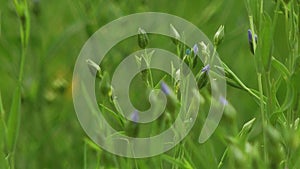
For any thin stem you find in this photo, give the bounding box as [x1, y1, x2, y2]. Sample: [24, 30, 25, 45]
[83, 143, 87, 169]
[145, 50, 154, 88]
[265, 71, 272, 121]
[258, 73, 267, 163]
[18, 47, 27, 84]
[218, 148, 228, 169]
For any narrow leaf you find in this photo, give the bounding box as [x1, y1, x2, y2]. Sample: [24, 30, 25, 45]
[259, 14, 273, 70]
[7, 87, 22, 152]
[271, 57, 294, 114]
[161, 154, 188, 169]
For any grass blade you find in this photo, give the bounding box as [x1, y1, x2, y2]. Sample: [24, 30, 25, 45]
[271, 57, 294, 113]
[0, 90, 5, 121]
[0, 91, 9, 169]
[161, 154, 188, 169]
[7, 87, 21, 152]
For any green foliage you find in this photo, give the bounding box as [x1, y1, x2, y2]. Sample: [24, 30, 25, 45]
[0, 0, 299, 168]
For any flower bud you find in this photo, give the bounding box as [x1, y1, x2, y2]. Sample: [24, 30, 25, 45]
[240, 118, 256, 137]
[201, 64, 210, 73]
[86, 59, 102, 79]
[161, 82, 170, 95]
[130, 110, 139, 123]
[138, 27, 149, 49]
[185, 49, 191, 55]
[199, 41, 210, 63]
[170, 24, 181, 45]
[214, 25, 224, 46]
[248, 29, 258, 54]
[193, 44, 199, 54]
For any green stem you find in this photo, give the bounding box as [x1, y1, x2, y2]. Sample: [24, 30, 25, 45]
[217, 148, 228, 169]
[145, 50, 154, 88]
[18, 47, 27, 84]
[258, 73, 267, 164]
[265, 71, 272, 121]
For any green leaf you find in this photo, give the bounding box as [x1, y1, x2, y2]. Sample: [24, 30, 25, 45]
[0, 91, 9, 169]
[0, 151, 10, 169]
[271, 57, 294, 116]
[7, 86, 22, 152]
[83, 137, 102, 152]
[258, 13, 273, 71]
[271, 57, 291, 79]
[0, 90, 5, 121]
[161, 154, 191, 169]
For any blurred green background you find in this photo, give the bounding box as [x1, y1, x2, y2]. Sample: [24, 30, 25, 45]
[0, 0, 292, 168]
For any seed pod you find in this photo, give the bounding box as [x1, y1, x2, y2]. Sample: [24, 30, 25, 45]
[138, 28, 149, 49]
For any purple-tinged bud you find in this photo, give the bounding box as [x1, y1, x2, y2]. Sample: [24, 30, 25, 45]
[248, 29, 258, 54]
[130, 110, 139, 123]
[193, 44, 199, 54]
[219, 96, 228, 105]
[201, 64, 210, 73]
[161, 82, 170, 95]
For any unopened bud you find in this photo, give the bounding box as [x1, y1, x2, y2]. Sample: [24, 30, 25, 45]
[170, 24, 181, 45]
[86, 59, 102, 79]
[240, 118, 256, 137]
[199, 41, 210, 61]
[138, 27, 149, 49]
[214, 25, 224, 46]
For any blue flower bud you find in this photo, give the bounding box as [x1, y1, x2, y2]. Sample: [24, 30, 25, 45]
[193, 44, 199, 54]
[248, 29, 258, 54]
[161, 82, 170, 95]
[130, 110, 139, 123]
[219, 96, 228, 105]
[201, 64, 210, 73]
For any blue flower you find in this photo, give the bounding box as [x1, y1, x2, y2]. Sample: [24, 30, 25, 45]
[248, 29, 258, 54]
[219, 96, 228, 105]
[193, 44, 199, 54]
[201, 64, 210, 73]
[130, 110, 139, 123]
[161, 82, 170, 95]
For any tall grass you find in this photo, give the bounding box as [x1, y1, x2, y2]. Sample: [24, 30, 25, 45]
[86, 0, 300, 168]
[1, 0, 30, 168]
[0, 0, 299, 168]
